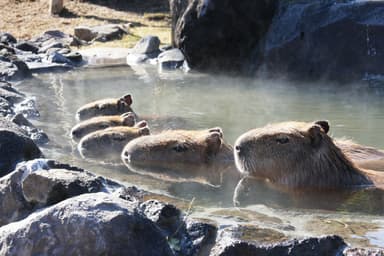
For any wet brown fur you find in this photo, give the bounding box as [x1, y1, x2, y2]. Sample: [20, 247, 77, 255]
[71, 112, 136, 141]
[234, 121, 384, 190]
[122, 127, 237, 186]
[78, 121, 149, 160]
[76, 94, 135, 121]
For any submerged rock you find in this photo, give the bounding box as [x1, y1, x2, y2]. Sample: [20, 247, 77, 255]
[158, 48, 185, 70]
[0, 192, 174, 256]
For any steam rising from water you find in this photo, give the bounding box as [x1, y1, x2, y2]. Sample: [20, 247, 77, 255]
[16, 65, 384, 247]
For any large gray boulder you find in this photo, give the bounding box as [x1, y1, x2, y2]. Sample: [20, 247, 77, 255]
[0, 117, 42, 176]
[261, 0, 384, 82]
[0, 192, 174, 256]
[0, 159, 122, 227]
[173, 0, 278, 71]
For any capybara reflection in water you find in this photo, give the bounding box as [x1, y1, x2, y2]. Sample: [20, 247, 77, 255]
[122, 127, 239, 186]
[71, 112, 136, 141]
[234, 120, 384, 190]
[76, 94, 135, 121]
[78, 120, 149, 162]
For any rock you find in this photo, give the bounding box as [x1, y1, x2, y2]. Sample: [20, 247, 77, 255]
[74, 24, 128, 42]
[169, 0, 189, 46]
[0, 86, 25, 104]
[158, 48, 185, 70]
[0, 33, 17, 45]
[126, 53, 151, 65]
[14, 98, 40, 119]
[261, 0, 384, 82]
[38, 40, 64, 54]
[22, 169, 103, 206]
[47, 52, 72, 65]
[173, 0, 278, 71]
[0, 98, 13, 117]
[63, 51, 82, 63]
[80, 47, 130, 67]
[132, 35, 161, 54]
[14, 42, 39, 54]
[0, 43, 15, 54]
[210, 233, 346, 256]
[140, 199, 217, 256]
[11, 113, 49, 145]
[0, 192, 175, 256]
[0, 57, 32, 81]
[31, 30, 77, 47]
[26, 61, 73, 73]
[0, 159, 123, 226]
[74, 26, 97, 42]
[344, 247, 384, 256]
[0, 117, 42, 176]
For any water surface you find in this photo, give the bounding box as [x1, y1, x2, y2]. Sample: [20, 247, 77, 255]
[18, 66, 384, 247]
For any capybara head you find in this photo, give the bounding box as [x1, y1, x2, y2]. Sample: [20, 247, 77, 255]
[122, 127, 234, 186]
[78, 120, 150, 161]
[234, 121, 372, 189]
[71, 112, 136, 141]
[76, 94, 134, 121]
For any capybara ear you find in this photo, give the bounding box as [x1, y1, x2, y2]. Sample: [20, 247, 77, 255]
[122, 94, 133, 106]
[117, 98, 127, 111]
[208, 127, 223, 138]
[205, 132, 222, 158]
[314, 120, 329, 134]
[121, 112, 136, 126]
[308, 125, 323, 146]
[139, 126, 150, 136]
[135, 120, 148, 128]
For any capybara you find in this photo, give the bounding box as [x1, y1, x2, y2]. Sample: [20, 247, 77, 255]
[122, 127, 238, 186]
[78, 120, 149, 162]
[76, 94, 135, 121]
[234, 120, 384, 190]
[71, 112, 136, 141]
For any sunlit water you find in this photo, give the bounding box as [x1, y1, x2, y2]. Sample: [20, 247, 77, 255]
[18, 66, 384, 247]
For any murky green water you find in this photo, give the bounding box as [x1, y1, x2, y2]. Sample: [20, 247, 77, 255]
[18, 66, 384, 247]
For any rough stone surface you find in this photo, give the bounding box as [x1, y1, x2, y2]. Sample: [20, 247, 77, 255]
[140, 199, 217, 256]
[132, 35, 161, 54]
[11, 113, 49, 145]
[0, 159, 122, 227]
[210, 234, 346, 256]
[0, 33, 17, 45]
[80, 47, 131, 67]
[0, 193, 174, 256]
[74, 24, 128, 42]
[0, 117, 42, 176]
[158, 48, 185, 70]
[14, 42, 39, 54]
[173, 0, 278, 71]
[343, 247, 384, 256]
[261, 0, 384, 82]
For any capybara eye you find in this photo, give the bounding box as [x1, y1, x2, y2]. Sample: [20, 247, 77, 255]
[276, 137, 289, 144]
[172, 144, 188, 152]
